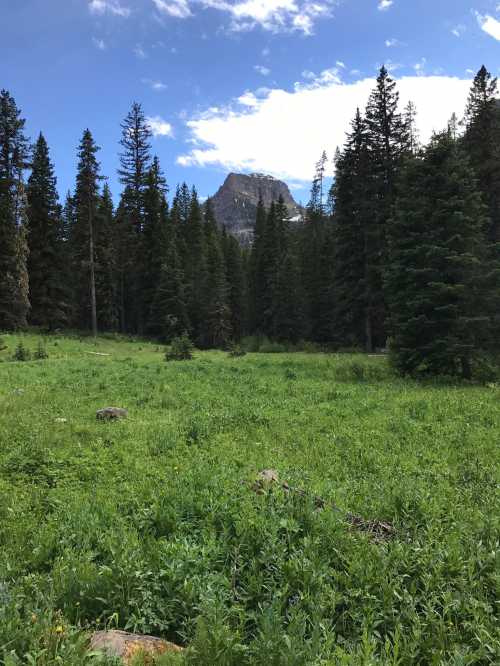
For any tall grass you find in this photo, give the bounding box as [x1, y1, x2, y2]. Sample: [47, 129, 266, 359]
[0, 333, 498, 664]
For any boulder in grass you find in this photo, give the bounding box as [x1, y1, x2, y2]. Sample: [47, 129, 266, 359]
[96, 407, 128, 421]
[90, 630, 183, 664]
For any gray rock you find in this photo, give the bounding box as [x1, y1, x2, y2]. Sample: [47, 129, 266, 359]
[96, 407, 128, 420]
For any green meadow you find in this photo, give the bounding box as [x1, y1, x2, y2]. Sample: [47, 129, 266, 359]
[0, 333, 498, 665]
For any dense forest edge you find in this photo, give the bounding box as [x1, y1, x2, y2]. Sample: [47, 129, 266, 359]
[1, 65, 499, 379]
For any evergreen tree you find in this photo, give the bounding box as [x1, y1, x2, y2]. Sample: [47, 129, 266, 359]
[117, 102, 152, 333]
[300, 156, 329, 339]
[274, 248, 308, 342]
[26, 133, 70, 329]
[260, 201, 280, 336]
[463, 65, 500, 245]
[95, 184, 119, 330]
[149, 241, 190, 342]
[0, 90, 30, 330]
[204, 217, 232, 348]
[387, 131, 491, 378]
[222, 227, 247, 340]
[364, 66, 407, 349]
[331, 109, 371, 349]
[249, 194, 267, 332]
[71, 129, 102, 334]
[143, 157, 169, 331]
[184, 188, 208, 342]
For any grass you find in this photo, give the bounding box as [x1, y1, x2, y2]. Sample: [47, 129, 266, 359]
[0, 332, 499, 665]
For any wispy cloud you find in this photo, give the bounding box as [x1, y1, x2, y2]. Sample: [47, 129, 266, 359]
[153, 0, 192, 18]
[476, 12, 500, 41]
[92, 37, 106, 50]
[378, 0, 393, 11]
[413, 57, 427, 76]
[134, 44, 147, 59]
[147, 115, 174, 137]
[142, 79, 168, 91]
[254, 65, 271, 76]
[88, 0, 130, 17]
[451, 24, 466, 38]
[385, 38, 402, 47]
[177, 71, 471, 182]
[153, 0, 338, 35]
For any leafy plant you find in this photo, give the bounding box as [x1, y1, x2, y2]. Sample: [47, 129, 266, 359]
[165, 333, 194, 361]
[228, 342, 246, 358]
[12, 342, 31, 361]
[34, 340, 49, 360]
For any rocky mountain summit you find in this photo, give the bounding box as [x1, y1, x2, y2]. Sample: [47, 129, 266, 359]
[211, 173, 302, 244]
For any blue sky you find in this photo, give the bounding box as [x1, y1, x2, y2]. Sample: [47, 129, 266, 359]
[1, 0, 499, 204]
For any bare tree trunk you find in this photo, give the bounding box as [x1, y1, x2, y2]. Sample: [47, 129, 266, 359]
[88, 203, 97, 338]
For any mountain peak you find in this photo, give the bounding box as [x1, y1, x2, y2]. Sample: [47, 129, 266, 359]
[212, 172, 301, 244]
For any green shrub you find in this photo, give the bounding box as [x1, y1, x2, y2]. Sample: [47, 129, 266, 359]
[228, 341, 246, 358]
[259, 340, 287, 354]
[34, 341, 49, 360]
[165, 333, 194, 361]
[12, 342, 31, 362]
[240, 335, 263, 352]
[333, 358, 391, 382]
[0, 336, 7, 352]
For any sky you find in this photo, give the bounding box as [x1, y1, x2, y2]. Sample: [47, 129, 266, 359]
[1, 0, 499, 204]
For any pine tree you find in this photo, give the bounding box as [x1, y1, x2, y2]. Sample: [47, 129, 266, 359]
[184, 188, 208, 342]
[300, 156, 329, 340]
[260, 201, 281, 336]
[387, 131, 491, 378]
[118, 102, 152, 333]
[0, 90, 30, 330]
[463, 65, 500, 245]
[149, 241, 190, 342]
[71, 129, 102, 335]
[331, 109, 371, 349]
[274, 249, 308, 342]
[204, 221, 232, 348]
[364, 66, 407, 349]
[143, 157, 169, 331]
[94, 184, 118, 330]
[249, 194, 267, 332]
[222, 227, 247, 340]
[26, 133, 70, 329]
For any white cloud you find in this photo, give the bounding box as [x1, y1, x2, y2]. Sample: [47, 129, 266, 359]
[153, 0, 192, 18]
[451, 24, 465, 38]
[385, 38, 401, 47]
[413, 57, 427, 76]
[92, 37, 106, 50]
[336, 60, 346, 68]
[254, 64, 271, 76]
[143, 79, 168, 91]
[89, 0, 130, 17]
[476, 12, 500, 41]
[177, 72, 472, 182]
[153, 0, 337, 34]
[147, 116, 174, 137]
[378, 0, 393, 11]
[134, 44, 147, 58]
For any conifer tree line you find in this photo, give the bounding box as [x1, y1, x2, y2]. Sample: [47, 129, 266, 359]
[0, 65, 499, 377]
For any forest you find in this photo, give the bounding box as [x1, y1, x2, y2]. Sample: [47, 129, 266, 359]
[0, 65, 499, 378]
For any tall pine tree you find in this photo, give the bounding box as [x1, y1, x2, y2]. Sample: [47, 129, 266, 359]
[387, 131, 491, 378]
[26, 133, 70, 329]
[0, 90, 30, 330]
